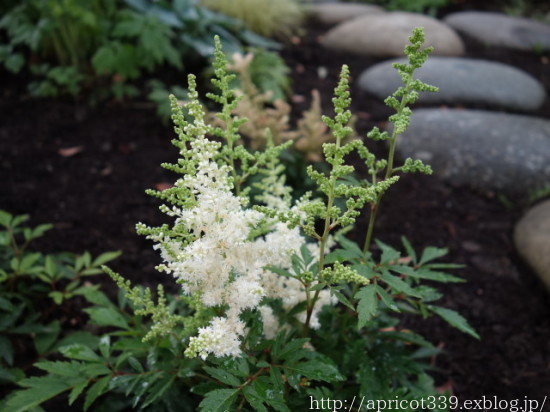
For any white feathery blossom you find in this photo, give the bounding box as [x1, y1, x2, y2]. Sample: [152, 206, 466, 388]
[149, 92, 336, 359]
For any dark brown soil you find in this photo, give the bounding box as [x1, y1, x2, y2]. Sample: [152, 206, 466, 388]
[1, 2, 549, 406]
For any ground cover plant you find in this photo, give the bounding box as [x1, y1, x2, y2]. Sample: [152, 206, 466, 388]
[0, 211, 120, 407]
[4, 29, 480, 411]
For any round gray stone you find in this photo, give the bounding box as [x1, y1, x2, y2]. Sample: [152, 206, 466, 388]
[307, 3, 385, 26]
[358, 57, 546, 111]
[322, 12, 465, 57]
[393, 109, 550, 195]
[444, 11, 550, 52]
[514, 200, 550, 291]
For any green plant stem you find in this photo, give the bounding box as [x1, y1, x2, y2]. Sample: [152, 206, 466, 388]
[362, 74, 414, 254]
[304, 133, 342, 331]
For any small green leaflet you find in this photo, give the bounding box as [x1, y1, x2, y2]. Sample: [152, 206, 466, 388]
[356, 284, 377, 328]
[428, 305, 480, 339]
[419, 246, 448, 265]
[199, 388, 239, 412]
[83, 307, 129, 329]
[203, 366, 242, 387]
[380, 270, 421, 298]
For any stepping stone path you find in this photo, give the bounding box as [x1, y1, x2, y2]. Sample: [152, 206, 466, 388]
[514, 200, 550, 291]
[315, 3, 550, 287]
[307, 3, 385, 26]
[358, 57, 546, 111]
[322, 12, 465, 57]
[393, 109, 550, 196]
[444, 11, 550, 52]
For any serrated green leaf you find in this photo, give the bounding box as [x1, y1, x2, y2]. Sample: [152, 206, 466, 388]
[53, 332, 100, 352]
[0, 366, 23, 383]
[428, 305, 479, 339]
[199, 388, 239, 412]
[375, 285, 399, 312]
[0, 336, 14, 365]
[380, 270, 420, 298]
[275, 338, 309, 361]
[128, 356, 144, 373]
[243, 386, 268, 412]
[83, 307, 129, 329]
[356, 284, 377, 328]
[75, 287, 113, 307]
[34, 320, 61, 354]
[287, 359, 344, 383]
[98, 335, 111, 359]
[265, 265, 295, 279]
[419, 246, 448, 265]
[84, 375, 111, 411]
[203, 366, 241, 386]
[141, 375, 176, 408]
[376, 240, 400, 264]
[401, 236, 417, 263]
[5, 376, 70, 412]
[330, 288, 355, 311]
[68, 379, 89, 405]
[390, 265, 463, 283]
[59, 344, 100, 362]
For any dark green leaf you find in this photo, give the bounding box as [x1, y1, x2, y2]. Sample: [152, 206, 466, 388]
[376, 240, 400, 264]
[419, 246, 448, 265]
[0, 210, 12, 227]
[375, 285, 399, 312]
[84, 375, 111, 411]
[59, 344, 100, 362]
[34, 320, 61, 354]
[401, 236, 417, 263]
[331, 288, 355, 311]
[287, 359, 344, 383]
[390, 265, 463, 283]
[128, 356, 144, 373]
[243, 385, 268, 412]
[203, 366, 241, 387]
[199, 388, 239, 412]
[68, 379, 89, 405]
[275, 338, 309, 361]
[5, 376, 70, 412]
[84, 307, 129, 329]
[92, 251, 122, 268]
[380, 271, 420, 298]
[429, 305, 479, 339]
[356, 284, 377, 328]
[0, 336, 14, 365]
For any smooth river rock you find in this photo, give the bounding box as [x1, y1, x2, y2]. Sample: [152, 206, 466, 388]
[444, 11, 550, 52]
[307, 3, 385, 25]
[358, 57, 546, 111]
[322, 12, 465, 57]
[393, 109, 550, 195]
[514, 200, 550, 291]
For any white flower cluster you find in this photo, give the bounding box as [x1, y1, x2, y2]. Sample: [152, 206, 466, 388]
[151, 123, 334, 359]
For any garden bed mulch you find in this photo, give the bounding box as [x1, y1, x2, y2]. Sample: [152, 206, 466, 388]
[1, 3, 549, 405]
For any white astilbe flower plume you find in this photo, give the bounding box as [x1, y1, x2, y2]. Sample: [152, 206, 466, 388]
[147, 89, 336, 359]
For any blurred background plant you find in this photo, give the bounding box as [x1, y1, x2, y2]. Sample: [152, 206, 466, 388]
[200, 0, 304, 39]
[0, 0, 284, 104]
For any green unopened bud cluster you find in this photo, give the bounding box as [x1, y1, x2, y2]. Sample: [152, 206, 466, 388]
[320, 262, 369, 286]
